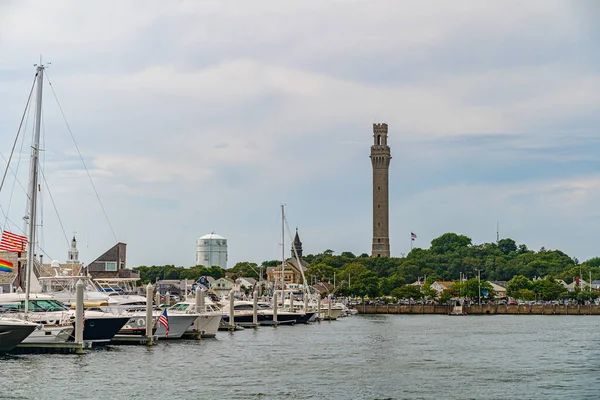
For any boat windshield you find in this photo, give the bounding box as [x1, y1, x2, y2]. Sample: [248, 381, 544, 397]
[169, 303, 188, 311]
[25, 300, 70, 312]
[0, 300, 69, 312]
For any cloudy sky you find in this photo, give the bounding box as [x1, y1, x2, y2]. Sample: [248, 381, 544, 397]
[0, 1, 599, 268]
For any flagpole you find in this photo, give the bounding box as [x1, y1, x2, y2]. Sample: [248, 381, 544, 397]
[409, 233, 413, 251]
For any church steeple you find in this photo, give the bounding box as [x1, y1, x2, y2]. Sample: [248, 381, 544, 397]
[291, 227, 303, 259]
[67, 235, 80, 264]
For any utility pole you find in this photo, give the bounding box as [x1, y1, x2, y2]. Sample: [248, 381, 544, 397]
[478, 269, 481, 305]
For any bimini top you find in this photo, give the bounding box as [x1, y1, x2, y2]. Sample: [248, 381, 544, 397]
[199, 233, 226, 240]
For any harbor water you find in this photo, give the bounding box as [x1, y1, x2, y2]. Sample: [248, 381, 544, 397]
[3, 314, 600, 399]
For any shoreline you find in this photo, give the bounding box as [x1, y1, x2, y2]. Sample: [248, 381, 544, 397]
[355, 303, 600, 315]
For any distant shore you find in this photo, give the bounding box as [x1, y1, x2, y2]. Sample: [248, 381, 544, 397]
[356, 303, 600, 315]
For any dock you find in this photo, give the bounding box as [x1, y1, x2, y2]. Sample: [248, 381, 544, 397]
[181, 331, 202, 340]
[10, 341, 91, 355]
[110, 335, 157, 345]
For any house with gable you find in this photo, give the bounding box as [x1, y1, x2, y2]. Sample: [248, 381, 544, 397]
[430, 281, 455, 294]
[210, 277, 235, 297]
[266, 229, 308, 287]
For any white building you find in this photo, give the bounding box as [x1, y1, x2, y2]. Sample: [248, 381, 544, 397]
[196, 233, 228, 269]
[66, 236, 80, 264]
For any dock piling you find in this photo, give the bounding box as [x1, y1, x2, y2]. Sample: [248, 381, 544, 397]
[146, 283, 154, 345]
[253, 290, 258, 326]
[229, 289, 235, 329]
[75, 279, 85, 354]
[273, 291, 278, 324]
[317, 295, 321, 321]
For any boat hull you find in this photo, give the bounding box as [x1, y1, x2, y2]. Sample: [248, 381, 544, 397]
[0, 323, 38, 352]
[23, 325, 74, 343]
[77, 316, 131, 344]
[187, 313, 222, 338]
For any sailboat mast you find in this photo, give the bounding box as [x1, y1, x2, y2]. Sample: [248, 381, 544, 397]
[25, 64, 45, 315]
[280, 204, 285, 308]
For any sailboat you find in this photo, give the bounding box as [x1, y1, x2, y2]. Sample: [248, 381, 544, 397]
[271, 205, 315, 324]
[0, 63, 76, 343]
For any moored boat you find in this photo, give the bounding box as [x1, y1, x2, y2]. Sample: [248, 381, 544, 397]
[0, 317, 39, 352]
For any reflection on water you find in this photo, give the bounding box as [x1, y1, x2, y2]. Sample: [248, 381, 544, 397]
[3, 315, 600, 399]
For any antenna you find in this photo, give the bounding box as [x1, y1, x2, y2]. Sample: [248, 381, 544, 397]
[496, 220, 499, 243]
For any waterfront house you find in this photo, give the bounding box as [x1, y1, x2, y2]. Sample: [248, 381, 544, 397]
[430, 281, 455, 294]
[236, 277, 257, 290]
[0, 251, 20, 293]
[86, 242, 140, 280]
[311, 282, 335, 296]
[591, 280, 600, 290]
[565, 279, 588, 292]
[210, 277, 235, 297]
[487, 281, 507, 298]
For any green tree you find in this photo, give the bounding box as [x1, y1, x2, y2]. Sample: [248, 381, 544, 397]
[390, 285, 423, 301]
[532, 278, 567, 301]
[498, 238, 517, 255]
[430, 233, 472, 254]
[506, 275, 533, 298]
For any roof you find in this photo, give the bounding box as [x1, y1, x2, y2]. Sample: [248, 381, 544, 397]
[434, 281, 455, 288]
[199, 233, 226, 240]
[286, 257, 308, 272]
[238, 277, 257, 285]
[311, 282, 334, 294]
[488, 281, 507, 292]
[214, 277, 234, 283]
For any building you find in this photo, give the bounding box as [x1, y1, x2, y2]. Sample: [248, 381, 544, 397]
[66, 236, 80, 264]
[431, 281, 456, 294]
[210, 277, 235, 297]
[266, 229, 308, 287]
[196, 233, 228, 269]
[370, 123, 392, 257]
[488, 281, 507, 298]
[0, 251, 21, 293]
[86, 242, 139, 280]
[236, 277, 257, 290]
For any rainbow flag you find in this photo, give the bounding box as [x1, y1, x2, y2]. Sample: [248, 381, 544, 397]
[0, 259, 13, 273]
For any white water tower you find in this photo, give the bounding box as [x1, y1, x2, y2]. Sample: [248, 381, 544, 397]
[196, 233, 228, 269]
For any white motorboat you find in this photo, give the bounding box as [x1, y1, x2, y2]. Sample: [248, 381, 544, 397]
[168, 299, 222, 338]
[0, 293, 128, 344]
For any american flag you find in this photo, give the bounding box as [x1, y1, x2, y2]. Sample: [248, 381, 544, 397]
[158, 308, 169, 338]
[411, 232, 417, 241]
[0, 230, 27, 252]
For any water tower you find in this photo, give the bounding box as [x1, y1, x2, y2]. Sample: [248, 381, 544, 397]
[196, 233, 228, 269]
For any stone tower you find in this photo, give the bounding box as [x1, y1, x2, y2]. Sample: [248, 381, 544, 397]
[370, 123, 392, 257]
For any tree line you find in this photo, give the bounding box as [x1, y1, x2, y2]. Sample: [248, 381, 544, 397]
[133, 233, 600, 300]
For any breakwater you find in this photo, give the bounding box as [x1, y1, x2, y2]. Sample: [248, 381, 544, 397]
[355, 303, 600, 315]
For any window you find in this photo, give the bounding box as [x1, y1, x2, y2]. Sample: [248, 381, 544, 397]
[105, 262, 117, 271]
[204, 240, 209, 245]
[377, 135, 381, 145]
[378, 186, 380, 190]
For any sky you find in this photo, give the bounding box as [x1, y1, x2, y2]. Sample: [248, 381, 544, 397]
[0, 0, 599, 268]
